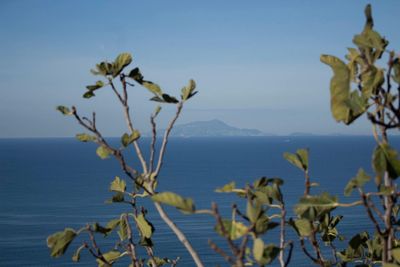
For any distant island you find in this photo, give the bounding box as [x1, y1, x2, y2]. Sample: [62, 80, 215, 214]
[161, 119, 268, 137]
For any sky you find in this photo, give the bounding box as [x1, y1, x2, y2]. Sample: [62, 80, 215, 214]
[0, 0, 399, 137]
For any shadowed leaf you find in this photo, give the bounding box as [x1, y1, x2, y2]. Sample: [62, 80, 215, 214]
[47, 228, 77, 258]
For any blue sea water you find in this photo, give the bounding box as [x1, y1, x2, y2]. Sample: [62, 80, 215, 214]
[1, 136, 399, 266]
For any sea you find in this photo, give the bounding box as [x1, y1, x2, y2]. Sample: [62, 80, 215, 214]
[1, 136, 399, 266]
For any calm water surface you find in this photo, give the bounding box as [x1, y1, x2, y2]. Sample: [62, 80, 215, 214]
[1, 136, 399, 266]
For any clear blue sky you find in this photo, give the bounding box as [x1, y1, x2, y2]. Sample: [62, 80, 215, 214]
[0, 0, 399, 137]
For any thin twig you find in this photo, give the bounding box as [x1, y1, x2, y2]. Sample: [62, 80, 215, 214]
[208, 240, 235, 265]
[154, 102, 183, 176]
[153, 202, 204, 267]
[278, 203, 286, 267]
[110, 78, 148, 174]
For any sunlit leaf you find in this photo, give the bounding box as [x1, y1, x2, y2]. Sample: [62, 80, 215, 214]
[121, 130, 140, 147]
[214, 219, 248, 240]
[134, 213, 153, 239]
[321, 55, 352, 124]
[152, 192, 195, 213]
[96, 250, 121, 267]
[96, 146, 111, 159]
[112, 53, 132, 77]
[76, 133, 96, 142]
[110, 176, 126, 193]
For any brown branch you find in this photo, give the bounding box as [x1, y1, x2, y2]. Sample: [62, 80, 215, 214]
[211, 202, 239, 255]
[71, 107, 153, 195]
[278, 204, 286, 267]
[122, 214, 140, 266]
[154, 102, 183, 176]
[300, 238, 319, 264]
[208, 239, 235, 265]
[86, 225, 110, 265]
[110, 79, 148, 174]
[310, 228, 325, 266]
[149, 114, 157, 174]
[153, 202, 204, 267]
[361, 192, 383, 235]
[304, 169, 311, 196]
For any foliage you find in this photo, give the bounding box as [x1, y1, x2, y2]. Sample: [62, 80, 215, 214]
[48, 4, 400, 267]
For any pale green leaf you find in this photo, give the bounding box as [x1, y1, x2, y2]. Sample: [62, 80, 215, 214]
[112, 53, 132, 77]
[215, 182, 236, 192]
[215, 219, 248, 240]
[56, 105, 72, 115]
[76, 133, 96, 142]
[96, 146, 111, 159]
[96, 250, 121, 267]
[320, 55, 352, 124]
[110, 176, 126, 193]
[135, 214, 153, 239]
[152, 192, 195, 213]
[121, 130, 140, 147]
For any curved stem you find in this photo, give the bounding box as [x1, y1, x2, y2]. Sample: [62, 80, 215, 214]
[153, 202, 204, 267]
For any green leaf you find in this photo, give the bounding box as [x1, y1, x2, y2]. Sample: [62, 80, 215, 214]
[391, 248, 400, 263]
[110, 176, 126, 193]
[86, 80, 105, 91]
[148, 257, 168, 266]
[296, 148, 308, 170]
[135, 213, 153, 239]
[283, 152, 303, 171]
[152, 192, 195, 213]
[154, 105, 162, 117]
[91, 62, 113, 76]
[162, 94, 179, 104]
[290, 218, 313, 237]
[393, 61, 400, 84]
[47, 228, 77, 258]
[105, 192, 124, 203]
[373, 144, 400, 180]
[294, 192, 338, 220]
[253, 238, 264, 262]
[142, 81, 162, 95]
[247, 199, 262, 223]
[96, 250, 121, 267]
[121, 130, 140, 147]
[118, 217, 128, 241]
[93, 218, 120, 236]
[56, 105, 72, 115]
[83, 91, 95, 98]
[128, 67, 143, 82]
[360, 66, 384, 97]
[76, 133, 96, 142]
[112, 53, 132, 77]
[215, 181, 236, 192]
[321, 55, 353, 124]
[181, 79, 197, 101]
[96, 146, 111, 159]
[215, 219, 248, 240]
[252, 239, 279, 265]
[344, 168, 371, 196]
[283, 148, 308, 171]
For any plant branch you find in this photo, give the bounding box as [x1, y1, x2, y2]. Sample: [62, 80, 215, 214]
[154, 102, 183, 176]
[153, 202, 204, 267]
